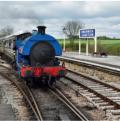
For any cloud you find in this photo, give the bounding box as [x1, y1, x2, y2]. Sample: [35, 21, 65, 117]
[0, 1, 120, 19]
[0, 1, 120, 38]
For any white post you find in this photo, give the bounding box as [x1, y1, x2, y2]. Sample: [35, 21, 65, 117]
[94, 37, 97, 52]
[86, 38, 89, 55]
[79, 39, 81, 54]
[63, 34, 66, 51]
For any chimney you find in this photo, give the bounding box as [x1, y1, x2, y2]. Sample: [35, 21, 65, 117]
[37, 26, 46, 35]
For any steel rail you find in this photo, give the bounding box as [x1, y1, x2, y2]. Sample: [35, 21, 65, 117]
[68, 69, 120, 92]
[0, 65, 43, 121]
[65, 73, 120, 109]
[62, 55, 120, 69]
[57, 56, 120, 75]
[23, 84, 43, 121]
[49, 87, 89, 121]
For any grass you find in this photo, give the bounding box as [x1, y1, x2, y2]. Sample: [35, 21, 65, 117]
[58, 39, 120, 56]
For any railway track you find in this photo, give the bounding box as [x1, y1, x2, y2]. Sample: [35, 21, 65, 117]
[0, 62, 90, 121]
[63, 56, 120, 69]
[58, 56, 120, 75]
[0, 64, 43, 121]
[30, 85, 90, 121]
[61, 55, 120, 72]
[62, 69, 120, 120]
[50, 87, 89, 121]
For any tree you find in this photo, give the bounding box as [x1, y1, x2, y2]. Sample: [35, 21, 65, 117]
[0, 26, 14, 38]
[63, 20, 84, 39]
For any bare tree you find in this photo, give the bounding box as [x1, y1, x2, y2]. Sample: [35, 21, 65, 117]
[62, 20, 84, 50]
[0, 26, 14, 38]
[63, 20, 84, 39]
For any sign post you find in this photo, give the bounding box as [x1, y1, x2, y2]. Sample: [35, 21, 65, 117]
[94, 36, 97, 52]
[79, 39, 81, 54]
[63, 27, 66, 52]
[86, 38, 89, 55]
[79, 29, 96, 55]
[63, 34, 66, 51]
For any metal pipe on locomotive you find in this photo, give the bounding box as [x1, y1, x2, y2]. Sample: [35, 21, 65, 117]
[12, 26, 66, 86]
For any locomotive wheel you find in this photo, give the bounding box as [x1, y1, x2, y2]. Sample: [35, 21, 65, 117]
[48, 76, 56, 87]
[26, 78, 34, 87]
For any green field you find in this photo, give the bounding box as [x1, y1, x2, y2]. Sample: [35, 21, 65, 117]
[58, 39, 120, 56]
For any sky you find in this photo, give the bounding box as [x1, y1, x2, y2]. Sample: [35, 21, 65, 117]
[0, 1, 120, 38]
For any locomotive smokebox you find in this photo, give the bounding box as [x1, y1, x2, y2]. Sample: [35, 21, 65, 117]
[30, 42, 55, 66]
[37, 26, 46, 35]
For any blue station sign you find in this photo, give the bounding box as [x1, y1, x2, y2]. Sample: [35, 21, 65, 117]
[80, 29, 95, 38]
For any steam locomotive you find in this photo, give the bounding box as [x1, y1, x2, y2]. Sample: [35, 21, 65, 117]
[13, 26, 66, 86]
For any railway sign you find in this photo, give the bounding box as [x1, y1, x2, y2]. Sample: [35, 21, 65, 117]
[79, 28, 97, 55]
[79, 29, 95, 38]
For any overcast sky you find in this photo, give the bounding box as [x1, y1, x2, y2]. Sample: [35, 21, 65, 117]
[0, 1, 120, 38]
